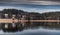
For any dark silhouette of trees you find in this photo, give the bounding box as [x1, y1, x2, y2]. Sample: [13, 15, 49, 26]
[0, 9, 60, 20]
[42, 12, 60, 20]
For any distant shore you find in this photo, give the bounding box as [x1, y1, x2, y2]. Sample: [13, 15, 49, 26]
[0, 19, 60, 23]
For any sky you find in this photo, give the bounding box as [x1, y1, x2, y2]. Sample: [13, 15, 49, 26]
[0, 0, 60, 13]
[0, 0, 60, 5]
[0, 4, 60, 13]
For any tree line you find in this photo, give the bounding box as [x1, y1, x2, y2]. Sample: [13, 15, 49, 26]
[0, 9, 60, 20]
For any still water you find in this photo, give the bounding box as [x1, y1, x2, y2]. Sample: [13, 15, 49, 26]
[0, 22, 60, 35]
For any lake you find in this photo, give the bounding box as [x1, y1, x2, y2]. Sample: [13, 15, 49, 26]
[0, 22, 60, 35]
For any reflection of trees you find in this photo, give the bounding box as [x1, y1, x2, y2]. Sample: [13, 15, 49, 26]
[0, 22, 60, 32]
[0, 22, 42, 32]
[1, 23, 24, 32]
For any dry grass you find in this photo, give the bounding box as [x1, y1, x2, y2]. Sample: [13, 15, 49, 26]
[0, 19, 60, 23]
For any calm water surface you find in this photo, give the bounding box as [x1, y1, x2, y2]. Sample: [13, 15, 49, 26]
[0, 23, 60, 35]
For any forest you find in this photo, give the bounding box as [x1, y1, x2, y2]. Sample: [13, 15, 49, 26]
[0, 9, 60, 20]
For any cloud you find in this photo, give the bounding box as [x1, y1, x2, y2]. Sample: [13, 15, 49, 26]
[0, 6, 60, 13]
[0, 0, 60, 5]
[27, 1, 60, 5]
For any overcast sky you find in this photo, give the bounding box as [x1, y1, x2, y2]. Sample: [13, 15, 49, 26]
[0, 5, 60, 13]
[0, 0, 60, 5]
[0, 0, 60, 13]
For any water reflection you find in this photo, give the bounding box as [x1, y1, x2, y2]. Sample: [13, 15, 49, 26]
[0, 22, 60, 35]
[0, 22, 42, 32]
[0, 22, 60, 32]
